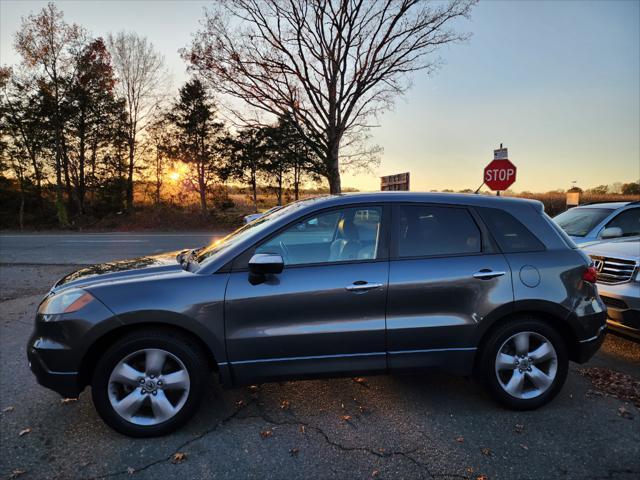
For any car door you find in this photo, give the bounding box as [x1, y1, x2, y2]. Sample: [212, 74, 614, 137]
[224, 204, 389, 384]
[386, 203, 513, 373]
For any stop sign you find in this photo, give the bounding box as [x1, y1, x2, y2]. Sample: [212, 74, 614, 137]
[484, 159, 516, 191]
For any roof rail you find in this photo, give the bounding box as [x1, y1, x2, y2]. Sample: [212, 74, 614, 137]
[578, 201, 632, 206]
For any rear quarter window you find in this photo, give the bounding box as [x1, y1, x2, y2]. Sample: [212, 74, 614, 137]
[477, 207, 545, 253]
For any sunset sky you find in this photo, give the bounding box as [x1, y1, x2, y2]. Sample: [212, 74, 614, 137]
[1, 0, 639, 193]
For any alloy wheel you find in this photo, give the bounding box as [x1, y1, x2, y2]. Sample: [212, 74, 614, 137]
[494, 331, 558, 400]
[107, 348, 191, 426]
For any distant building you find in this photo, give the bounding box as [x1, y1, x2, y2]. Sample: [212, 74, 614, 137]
[381, 172, 410, 191]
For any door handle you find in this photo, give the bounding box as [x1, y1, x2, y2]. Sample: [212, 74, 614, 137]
[345, 281, 383, 292]
[473, 269, 506, 280]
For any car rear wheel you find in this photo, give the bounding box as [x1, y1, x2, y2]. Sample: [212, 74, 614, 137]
[91, 329, 209, 437]
[480, 318, 568, 409]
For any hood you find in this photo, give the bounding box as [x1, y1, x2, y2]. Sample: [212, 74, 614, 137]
[53, 251, 184, 292]
[581, 237, 640, 261]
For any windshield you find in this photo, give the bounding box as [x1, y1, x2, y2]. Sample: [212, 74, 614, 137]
[195, 205, 293, 263]
[553, 208, 612, 237]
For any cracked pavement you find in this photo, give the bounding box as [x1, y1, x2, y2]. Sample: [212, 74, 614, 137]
[1, 264, 639, 480]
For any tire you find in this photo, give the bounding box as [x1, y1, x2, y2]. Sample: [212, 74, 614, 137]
[479, 317, 568, 410]
[91, 328, 209, 437]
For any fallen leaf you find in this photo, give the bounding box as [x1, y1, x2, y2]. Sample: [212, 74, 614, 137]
[476, 475, 489, 480]
[455, 436, 465, 443]
[514, 424, 525, 434]
[127, 467, 135, 475]
[300, 425, 306, 434]
[480, 447, 492, 457]
[171, 452, 187, 464]
[578, 367, 640, 408]
[61, 398, 78, 404]
[353, 377, 368, 386]
[618, 406, 634, 420]
[289, 447, 299, 456]
[519, 444, 529, 450]
[18, 428, 31, 437]
[371, 470, 380, 478]
[3, 406, 15, 413]
[260, 429, 273, 439]
[341, 415, 352, 422]
[9, 469, 26, 479]
[280, 400, 290, 410]
[466, 467, 474, 474]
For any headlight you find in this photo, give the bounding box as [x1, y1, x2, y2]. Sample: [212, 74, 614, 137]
[38, 289, 95, 315]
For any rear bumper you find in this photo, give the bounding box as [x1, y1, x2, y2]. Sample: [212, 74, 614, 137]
[574, 323, 607, 363]
[27, 346, 81, 398]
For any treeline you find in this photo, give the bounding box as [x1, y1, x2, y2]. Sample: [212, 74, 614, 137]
[0, 4, 322, 229]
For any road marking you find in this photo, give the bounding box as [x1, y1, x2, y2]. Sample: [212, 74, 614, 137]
[0, 233, 222, 238]
[61, 240, 148, 243]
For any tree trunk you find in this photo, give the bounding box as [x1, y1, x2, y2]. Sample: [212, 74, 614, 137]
[250, 171, 258, 212]
[154, 149, 162, 205]
[61, 137, 73, 212]
[277, 166, 283, 206]
[77, 111, 86, 214]
[54, 143, 68, 226]
[293, 162, 300, 200]
[327, 138, 341, 194]
[126, 139, 135, 211]
[18, 188, 24, 231]
[198, 162, 207, 214]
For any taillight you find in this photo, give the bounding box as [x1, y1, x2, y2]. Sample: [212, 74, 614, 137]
[583, 265, 598, 284]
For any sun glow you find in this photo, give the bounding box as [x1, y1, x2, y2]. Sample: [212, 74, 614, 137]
[166, 162, 189, 183]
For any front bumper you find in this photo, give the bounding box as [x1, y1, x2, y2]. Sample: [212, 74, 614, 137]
[597, 281, 640, 340]
[27, 291, 121, 398]
[27, 346, 81, 398]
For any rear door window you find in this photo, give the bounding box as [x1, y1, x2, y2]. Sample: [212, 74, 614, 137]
[394, 205, 481, 258]
[477, 207, 545, 253]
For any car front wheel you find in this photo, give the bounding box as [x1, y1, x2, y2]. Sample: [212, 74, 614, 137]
[480, 318, 568, 410]
[91, 329, 209, 437]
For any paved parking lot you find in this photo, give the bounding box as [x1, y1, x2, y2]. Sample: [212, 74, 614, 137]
[1, 236, 639, 480]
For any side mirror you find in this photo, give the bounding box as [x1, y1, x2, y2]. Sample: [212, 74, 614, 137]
[248, 254, 284, 284]
[600, 227, 623, 239]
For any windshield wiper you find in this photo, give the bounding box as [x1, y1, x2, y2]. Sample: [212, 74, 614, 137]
[177, 247, 202, 269]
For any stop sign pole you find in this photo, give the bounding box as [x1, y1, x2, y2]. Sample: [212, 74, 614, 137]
[482, 145, 516, 195]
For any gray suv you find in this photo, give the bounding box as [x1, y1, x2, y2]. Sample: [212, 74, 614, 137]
[582, 238, 640, 340]
[27, 193, 607, 437]
[553, 201, 640, 245]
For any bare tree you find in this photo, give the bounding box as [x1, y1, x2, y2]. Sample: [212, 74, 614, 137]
[107, 31, 166, 210]
[185, 0, 475, 193]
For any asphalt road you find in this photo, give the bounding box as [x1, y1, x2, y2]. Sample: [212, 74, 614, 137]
[0, 235, 639, 480]
[0, 232, 229, 265]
